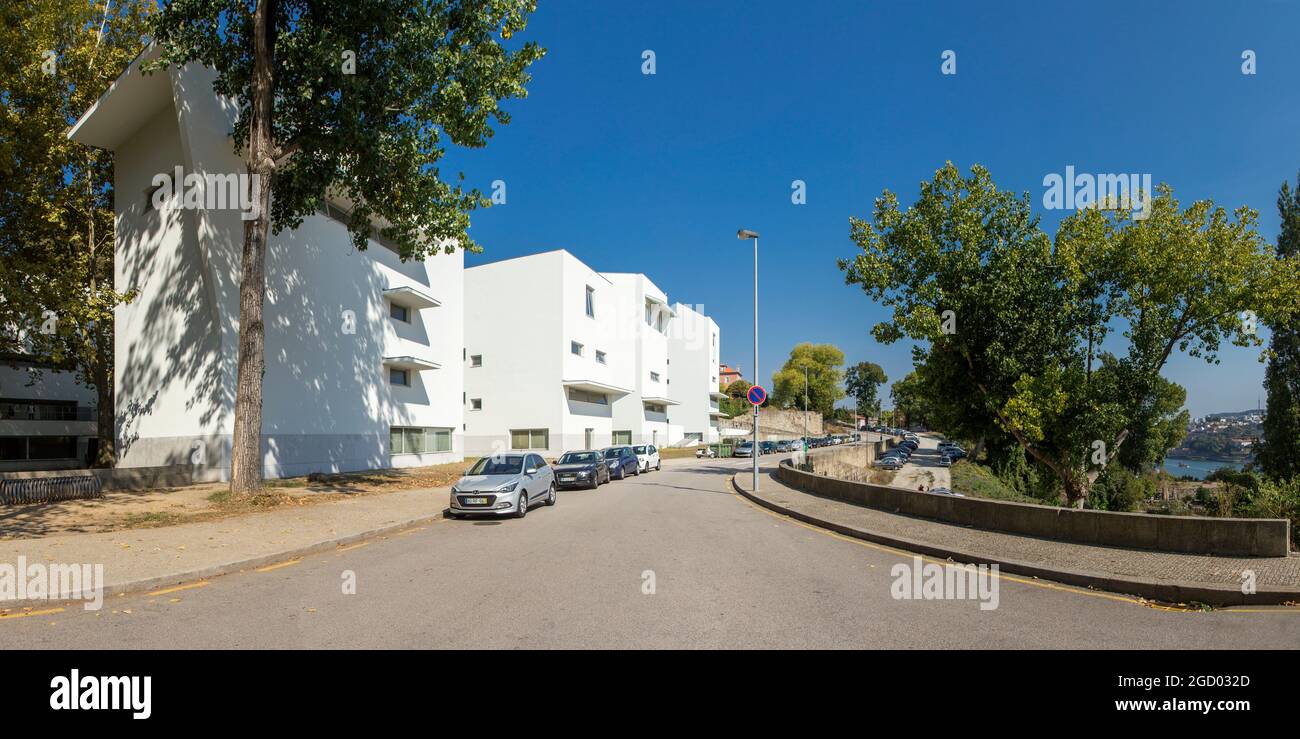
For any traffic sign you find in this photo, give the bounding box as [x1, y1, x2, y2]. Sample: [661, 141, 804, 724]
[747, 385, 767, 406]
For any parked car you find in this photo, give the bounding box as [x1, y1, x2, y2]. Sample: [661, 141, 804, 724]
[760, 441, 778, 455]
[935, 455, 951, 467]
[874, 457, 903, 470]
[929, 486, 963, 497]
[448, 453, 555, 519]
[734, 441, 754, 457]
[632, 444, 661, 472]
[553, 450, 610, 489]
[603, 446, 640, 479]
[696, 446, 717, 458]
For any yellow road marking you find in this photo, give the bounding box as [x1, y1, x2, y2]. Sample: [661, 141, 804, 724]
[0, 607, 65, 619]
[729, 484, 1298, 614]
[254, 558, 302, 573]
[147, 580, 210, 596]
[336, 542, 370, 553]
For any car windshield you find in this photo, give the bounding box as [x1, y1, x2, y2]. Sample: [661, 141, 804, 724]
[633, 446, 648, 453]
[560, 452, 600, 464]
[467, 455, 524, 476]
[604, 448, 624, 459]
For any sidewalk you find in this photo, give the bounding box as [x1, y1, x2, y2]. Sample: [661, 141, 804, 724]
[735, 459, 1300, 606]
[1, 485, 443, 604]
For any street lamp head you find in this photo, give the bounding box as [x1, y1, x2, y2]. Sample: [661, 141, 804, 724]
[737, 229, 760, 240]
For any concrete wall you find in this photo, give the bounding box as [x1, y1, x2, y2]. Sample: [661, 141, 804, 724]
[777, 455, 1290, 557]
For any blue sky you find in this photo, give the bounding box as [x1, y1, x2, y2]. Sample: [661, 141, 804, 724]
[442, 0, 1300, 418]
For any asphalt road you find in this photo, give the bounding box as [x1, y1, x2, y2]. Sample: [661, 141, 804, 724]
[2, 456, 1297, 648]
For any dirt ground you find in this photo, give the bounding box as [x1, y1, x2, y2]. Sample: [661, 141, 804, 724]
[0, 458, 478, 540]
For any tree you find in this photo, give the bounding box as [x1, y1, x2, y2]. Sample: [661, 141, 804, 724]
[148, 0, 545, 493]
[1257, 173, 1300, 480]
[840, 163, 1300, 506]
[843, 361, 887, 417]
[0, 0, 152, 466]
[720, 379, 755, 416]
[770, 343, 845, 416]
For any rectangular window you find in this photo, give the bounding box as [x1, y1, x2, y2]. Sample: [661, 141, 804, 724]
[567, 388, 607, 404]
[650, 371, 660, 382]
[470, 354, 482, 367]
[390, 427, 453, 455]
[390, 303, 409, 322]
[470, 398, 482, 410]
[645, 299, 653, 325]
[585, 285, 595, 318]
[389, 368, 409, 386]
[571, 341, 584, 356]
[510, 429, 550, 450]
[596, 350, 607, 364]
[613, 430, 632, 445]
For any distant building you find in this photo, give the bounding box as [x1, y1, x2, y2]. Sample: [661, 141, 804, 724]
[719, 364, 743, 388]
[0, 360, 97, 471]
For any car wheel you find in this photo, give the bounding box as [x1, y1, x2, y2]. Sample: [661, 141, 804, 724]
[546, 483, 556, 506]
[515, 491, 528, 518]
[615, 465, 624, 480]
[656, 460, 661, 471]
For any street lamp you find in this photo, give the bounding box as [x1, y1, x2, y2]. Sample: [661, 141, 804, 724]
[738, 228, 760, 492]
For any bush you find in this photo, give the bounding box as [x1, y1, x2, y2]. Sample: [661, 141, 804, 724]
[1247, 477, 1300, 548]
[1087, 466, 1153, 512]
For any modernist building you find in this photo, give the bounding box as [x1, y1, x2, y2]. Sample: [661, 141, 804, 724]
[0, 362, 98, 472]
[463, 250, 719, 456]
[667, 303, 723, 444]
[67, 48, 464, 480]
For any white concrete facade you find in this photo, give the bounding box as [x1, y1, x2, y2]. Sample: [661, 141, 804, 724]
[68, 49, 464, 480]
[667, 303, 723, 444]
[463, 251, 718, 456]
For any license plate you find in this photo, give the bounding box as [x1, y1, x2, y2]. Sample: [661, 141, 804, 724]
[559, 475, 574, 481]
[464, 497, 488, 505]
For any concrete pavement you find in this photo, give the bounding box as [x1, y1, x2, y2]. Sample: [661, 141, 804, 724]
[2, 456, 1297, 648]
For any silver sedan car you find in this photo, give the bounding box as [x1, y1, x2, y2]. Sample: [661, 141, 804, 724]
[447, 453, 556, 519]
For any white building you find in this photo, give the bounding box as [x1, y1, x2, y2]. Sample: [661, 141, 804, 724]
[67, 48, 464, 481]
[463, 250, 717, 456]
[0, 362, 98, 472]
[667, 302, 724, 444]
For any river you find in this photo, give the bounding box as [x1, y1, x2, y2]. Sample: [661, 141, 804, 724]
[1161, 456, 1246, 480]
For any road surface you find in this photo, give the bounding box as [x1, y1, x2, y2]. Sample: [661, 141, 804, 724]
[1, 457, 1296, 648]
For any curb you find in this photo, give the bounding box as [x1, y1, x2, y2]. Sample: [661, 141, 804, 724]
[731, 472, 1300, 608]
[1, 512, 445, 611]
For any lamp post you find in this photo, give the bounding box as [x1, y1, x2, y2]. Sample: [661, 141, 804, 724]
[738, 228, 760, 492]
[803, 365, 809, 461]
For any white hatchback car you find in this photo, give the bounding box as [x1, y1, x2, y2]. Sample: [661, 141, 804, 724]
[632, 444, 661, 472]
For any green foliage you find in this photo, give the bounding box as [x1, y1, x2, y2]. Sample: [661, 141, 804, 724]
[1257, 173, 1300, 480]
[1247, 477, 1300, 547]
[844, 361, 887, 415]
[1087, 465, 1154, 512]
[949, 461, 1041, 504]
[0, 0, 152, 466]
[147, 0, 545, 258]
[840, 162, 1300, 505]
[770, 343, 845, 416]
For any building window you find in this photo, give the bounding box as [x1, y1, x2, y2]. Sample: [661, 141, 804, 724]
[612, 430, 632, 445]
[389, 303, 409, 323]
[470, 398, 482, 410]
[645, 403, 666, 414]
[389, 368, 409, 386]
[567, 388, 607, 405]
[391, 426, 452, 455]
[585, 285, 595, 318]
[571, 341, 584, 356]
[470, 354, 482, 367]
[645, 299, 653, 325]
[650, 371, 660, 382]
[596, 350, 607, 364]
[510, 429, 549, 450]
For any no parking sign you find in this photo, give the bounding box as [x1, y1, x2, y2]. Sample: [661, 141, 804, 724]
[747, 385, 767, 406]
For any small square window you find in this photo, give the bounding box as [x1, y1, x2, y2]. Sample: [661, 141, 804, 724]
[571, 341, 584, 356]
[650, 371, 660, 382]
[390, 303, 409, 322]
[470, 354, 482, 367]
[470, 398, 482, 410]
[596, 350, 607, 364]
[389, 368, 409, 386]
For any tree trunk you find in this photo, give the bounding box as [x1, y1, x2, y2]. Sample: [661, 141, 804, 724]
[229, 0, 276, 495]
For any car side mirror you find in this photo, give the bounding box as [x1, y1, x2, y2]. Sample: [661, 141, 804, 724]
[526, 468, 537, 475]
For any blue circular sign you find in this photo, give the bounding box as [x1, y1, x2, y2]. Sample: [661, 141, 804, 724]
[747, 385, 767, 405]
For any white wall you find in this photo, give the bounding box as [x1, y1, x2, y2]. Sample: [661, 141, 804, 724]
[668, 302, 721, 443]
